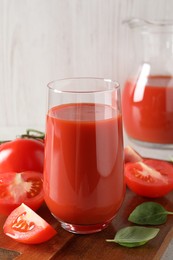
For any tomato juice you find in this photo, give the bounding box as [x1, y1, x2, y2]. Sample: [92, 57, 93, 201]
[44, 103, 124, 230]
[122, 75, 173, 144]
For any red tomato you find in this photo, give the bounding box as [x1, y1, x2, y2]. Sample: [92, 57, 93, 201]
[124, 146, 143, 163]
[125, 159, 173, 198]
[0, 171, 44, 215]
[3, 203, 57, 244]
[0, 138, 44, 173]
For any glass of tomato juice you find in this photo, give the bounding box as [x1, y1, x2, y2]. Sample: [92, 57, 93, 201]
[44, 77, 125, 234]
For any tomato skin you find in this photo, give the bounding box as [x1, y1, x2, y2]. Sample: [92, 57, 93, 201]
[0, 138, 44, 173]
[125, 159, 173, 198]
[3, 203, 57, 244]
[0, 171, 44, 215]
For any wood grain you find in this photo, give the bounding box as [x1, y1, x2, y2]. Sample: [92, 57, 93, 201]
[0, 189, 173, 259]
[0, 0, 173, 135]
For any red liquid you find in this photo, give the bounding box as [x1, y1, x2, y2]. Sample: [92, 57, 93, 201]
[44, 103, 124, 227]
[122, 75, 173, 144]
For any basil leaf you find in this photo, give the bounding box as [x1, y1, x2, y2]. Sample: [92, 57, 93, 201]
[118, 241, 147, 248]
[106, 226, 159, 248]
[128, 202, 173, 225]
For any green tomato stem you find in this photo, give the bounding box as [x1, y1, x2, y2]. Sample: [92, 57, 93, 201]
[0, 129, 45, 144]
[26, 129, 45, 139]
[18, 128, 45, 140]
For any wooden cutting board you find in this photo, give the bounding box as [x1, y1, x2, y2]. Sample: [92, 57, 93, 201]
[0, 188, 173, 260]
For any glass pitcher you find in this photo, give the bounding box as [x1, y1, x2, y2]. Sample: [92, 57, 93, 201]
[122, 18, 173, 149]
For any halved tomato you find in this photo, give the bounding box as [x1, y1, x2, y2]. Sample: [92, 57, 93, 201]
[124, 146, 143, 163]
[0, 171, 43, 215]
[125, 159, 173, 198]
[3, 203, 57, 244]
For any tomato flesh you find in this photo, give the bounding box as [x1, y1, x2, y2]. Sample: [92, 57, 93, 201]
[0, 171, 44, 215]
[124, 145, 143, 163]
[0, 138, 44, 173]
[125, 159, 173, 198]
[3, 203, 57, 244]
[12, 212, 35, 232]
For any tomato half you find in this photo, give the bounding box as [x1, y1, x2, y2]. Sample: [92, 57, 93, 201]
[3, 203, 57, 244]
[124, 146, 143, 163]
[0, 171, 44, 215]
[125, 159, 173, 198]
[0, 138, 44, 173]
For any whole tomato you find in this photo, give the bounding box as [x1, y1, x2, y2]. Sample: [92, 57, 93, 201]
[0, 138, 44, 173]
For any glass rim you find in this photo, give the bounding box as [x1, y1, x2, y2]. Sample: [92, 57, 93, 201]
[47, 77, 120, 94]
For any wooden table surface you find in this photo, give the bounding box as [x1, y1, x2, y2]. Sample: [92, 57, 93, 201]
[0, 131, 173, 259]
[1, 187, 173, 260]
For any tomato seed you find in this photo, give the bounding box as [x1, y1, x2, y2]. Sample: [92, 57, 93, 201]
[26, 179, 42, 198]
[12, 212, 35, 232]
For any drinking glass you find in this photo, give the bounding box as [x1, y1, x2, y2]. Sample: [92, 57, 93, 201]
[44, 77, 125, 234]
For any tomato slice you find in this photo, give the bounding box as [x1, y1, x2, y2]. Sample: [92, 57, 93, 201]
[0, 171, 44, 215]
[3, 203, 57, 244]
[125, 159, 173, 198]
[124, 146, 143, 163]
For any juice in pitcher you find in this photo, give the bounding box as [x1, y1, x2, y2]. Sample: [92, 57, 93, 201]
[122, 18, 173, 148]
[122, 75, 173, 145]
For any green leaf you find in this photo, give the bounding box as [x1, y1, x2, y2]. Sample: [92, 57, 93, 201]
[118, 241, 147, 248]
[128, 202, 173, 225]
[106, 226, 159, 248]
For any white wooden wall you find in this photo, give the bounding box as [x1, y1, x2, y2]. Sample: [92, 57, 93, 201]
[0, 0, 173, 139]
